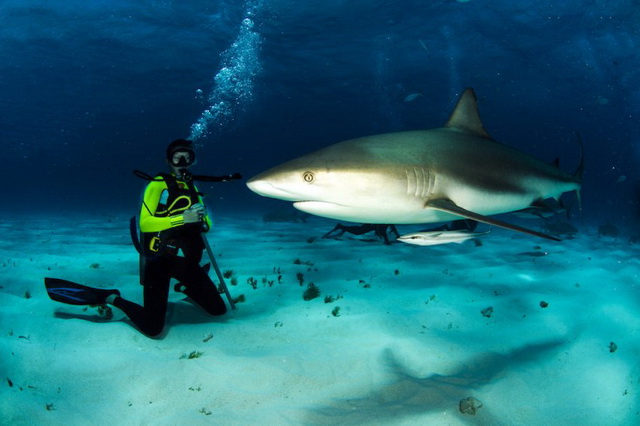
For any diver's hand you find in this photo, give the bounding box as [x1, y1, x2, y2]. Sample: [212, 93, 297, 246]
[183, 209, 200, 223]
[183, 204, 206, 223]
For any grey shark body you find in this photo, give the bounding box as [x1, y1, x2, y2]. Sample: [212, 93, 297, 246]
[247, 88, 582, 240]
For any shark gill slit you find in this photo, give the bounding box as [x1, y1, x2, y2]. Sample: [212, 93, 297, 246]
[412, 168, 420, 197]
[406, 168, 432, 198]
[425, 168, 434, 198]
[405, 169, 415, 197]
[415, 168, 423, 197]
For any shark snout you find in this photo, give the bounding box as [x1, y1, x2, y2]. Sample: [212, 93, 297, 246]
[246, 176, 301, 201]
[246, 176, 275, 196]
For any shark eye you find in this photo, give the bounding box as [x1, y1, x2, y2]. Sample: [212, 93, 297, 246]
[303, 171, 315, 183]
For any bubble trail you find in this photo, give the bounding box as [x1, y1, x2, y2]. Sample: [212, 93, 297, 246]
[189, 2, 263, 142]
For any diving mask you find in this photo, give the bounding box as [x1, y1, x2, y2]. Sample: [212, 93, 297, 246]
[171, 150, 195, 167]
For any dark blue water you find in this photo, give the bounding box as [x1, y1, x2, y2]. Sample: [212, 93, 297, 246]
[2, 0, 638, 227]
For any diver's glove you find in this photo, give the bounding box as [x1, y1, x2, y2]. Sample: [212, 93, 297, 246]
[226, 173, 242, 181]
[183, 204, 206, 224]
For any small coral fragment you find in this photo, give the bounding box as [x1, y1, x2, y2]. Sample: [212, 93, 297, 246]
[459, 397, 482, 415]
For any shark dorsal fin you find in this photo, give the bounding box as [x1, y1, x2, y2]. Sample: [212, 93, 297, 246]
[444, 88, 491, 139]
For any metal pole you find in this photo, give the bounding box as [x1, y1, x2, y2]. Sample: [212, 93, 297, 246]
[201, 233, 236, 310]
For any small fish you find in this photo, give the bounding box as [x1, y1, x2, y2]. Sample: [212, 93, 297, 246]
[398, 230, 490, 246]
[518, 251, 548, 257]
[418, 39, 429, 53]
[404, 92, 424, 103]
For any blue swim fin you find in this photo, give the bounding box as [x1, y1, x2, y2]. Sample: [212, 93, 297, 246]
[44, 278, 120, 306]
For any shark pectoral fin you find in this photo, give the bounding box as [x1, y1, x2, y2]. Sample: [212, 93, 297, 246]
[425, 199, 561, 241]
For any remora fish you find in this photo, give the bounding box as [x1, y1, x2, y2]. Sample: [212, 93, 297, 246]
[398, 230, 490, 246]
[247, 88, 583, 241]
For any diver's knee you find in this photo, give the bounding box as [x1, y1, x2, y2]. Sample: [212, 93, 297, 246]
[206, 303, 227, 316]
[143, 325, 165, 338]
[141, 317, 166, 337]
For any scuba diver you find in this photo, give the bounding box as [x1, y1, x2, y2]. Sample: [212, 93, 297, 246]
[45, 139, 242, 337]
[322, 223, 400, 245]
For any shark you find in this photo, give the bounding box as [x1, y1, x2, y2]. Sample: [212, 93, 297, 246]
[246, 88, 583, 241]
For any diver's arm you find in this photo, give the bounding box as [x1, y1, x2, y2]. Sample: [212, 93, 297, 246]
[139, 181, 187, 232]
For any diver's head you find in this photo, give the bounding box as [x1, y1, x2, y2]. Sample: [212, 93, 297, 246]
[166, 139, 196, 180]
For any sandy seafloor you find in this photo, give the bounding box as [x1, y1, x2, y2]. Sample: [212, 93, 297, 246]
[1, 211, 639, 425]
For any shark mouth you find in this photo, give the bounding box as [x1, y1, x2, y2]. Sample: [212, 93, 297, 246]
[293, 200, 350, 214]
[293, 200, 345, 208]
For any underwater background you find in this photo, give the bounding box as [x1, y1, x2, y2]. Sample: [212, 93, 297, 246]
[3, 2, 640, 424]
[2, 0, 639, 227]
